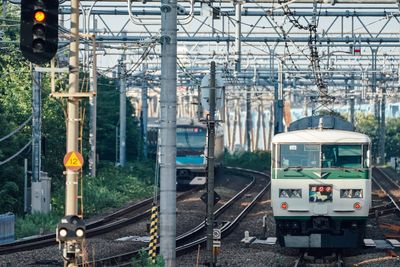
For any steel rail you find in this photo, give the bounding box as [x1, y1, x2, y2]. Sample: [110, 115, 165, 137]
[372, 167, 400, 214]
[82, 167, 270, 266]
[0, 190, 195, 254]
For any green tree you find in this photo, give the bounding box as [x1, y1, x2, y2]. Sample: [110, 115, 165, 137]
[385, 117, 400, 160]
[96, 76, 140, 163]
[354, 113, 379, 161]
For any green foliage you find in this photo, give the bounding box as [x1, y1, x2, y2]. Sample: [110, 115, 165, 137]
[354, 113, 379, 160]
[96, 76, 141, 162]
[384, 117, 400, 160]
[15, 161, 155, 238]
[131, 249, 164, 267]
[15, 212, 61, 238]
[223, 150, 271, 172]
[82, 162, 154, 215]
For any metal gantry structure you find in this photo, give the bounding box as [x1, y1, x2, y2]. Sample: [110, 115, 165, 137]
[3, 0, 400, 266]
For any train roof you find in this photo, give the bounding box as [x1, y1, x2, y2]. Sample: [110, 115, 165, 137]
[272, 129, 371, 144]
[147, 118, 206, 129]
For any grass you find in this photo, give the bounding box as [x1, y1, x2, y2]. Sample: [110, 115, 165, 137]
[15, 212, 61, 239]
[15, 161, 155, 238]
[223, 150, 271, 172]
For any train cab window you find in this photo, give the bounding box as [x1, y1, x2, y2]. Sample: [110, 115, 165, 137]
[176, 128, 206, 150]
[280, 144, 320, 168]
[322, 145, 362, 168]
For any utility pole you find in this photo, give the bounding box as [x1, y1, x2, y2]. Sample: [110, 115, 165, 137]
[159, 0, 177, 265]
[32, 70, 41, 183]
[119, 51, 127, 167]
[206, 61, 217, 267]
[58, 0, 85, 265]
[350, 97, 355, 126]
[89, 36, 97, 176]
[379, 86, 386, 165]
[274, 60, 284, 134]
[234, 1, 241, 74]
[141, 63, 148, 160]
[2, 0, 6, 18]
[246, 84, 252, 151]
[66, 0, 79, 217]
[371, 48, 379, 118]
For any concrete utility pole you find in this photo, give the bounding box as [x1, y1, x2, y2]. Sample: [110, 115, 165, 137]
[206, 61, 217, 267]
[119, 52, 127, 167]
[274, 60, 284, 135]
[245, 84, 252, 151]
[350, 97, 355, 126]
[371, 48, 379, 118]
[234, 1, 241, 74]
[32, 70, 41, 183]
[89, 37, 97, 176]
[141, 63, 148, 159]
[378, 86, 386, 165]
[60, 0, 82, 265]
[66, 0, 79, 217]
[159, 0, 177, 265]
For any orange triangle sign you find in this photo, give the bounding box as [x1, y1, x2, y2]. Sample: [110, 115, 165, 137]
[65, 152, 82, 167]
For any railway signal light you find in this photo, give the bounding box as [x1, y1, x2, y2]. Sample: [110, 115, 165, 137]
[20, 0, 59, 65]
[56, 215, 86, 242]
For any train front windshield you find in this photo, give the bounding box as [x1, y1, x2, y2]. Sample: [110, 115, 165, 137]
[176, 127, 206, 150]
[279, 144, 368, 168]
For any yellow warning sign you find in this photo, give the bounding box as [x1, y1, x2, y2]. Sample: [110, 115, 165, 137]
[63, 151, 84, 171]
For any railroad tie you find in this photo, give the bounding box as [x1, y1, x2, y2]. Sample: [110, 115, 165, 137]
[148, 203, 159, 263]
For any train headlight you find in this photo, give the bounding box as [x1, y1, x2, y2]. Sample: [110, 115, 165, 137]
[291, 189, 302, 198]
[279, 189, 302, 198]
[281, 202, 288, 210]
[340, 189, 363, 198]
[354, 202, 362, 210]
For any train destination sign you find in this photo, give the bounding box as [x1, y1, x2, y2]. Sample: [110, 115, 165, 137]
[63, 151, 84, 171]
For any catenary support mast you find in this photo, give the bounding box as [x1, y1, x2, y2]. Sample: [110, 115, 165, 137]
[159, 0, 177, 266]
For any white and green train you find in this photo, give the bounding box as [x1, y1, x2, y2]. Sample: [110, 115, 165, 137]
[271, 115, 371, 248]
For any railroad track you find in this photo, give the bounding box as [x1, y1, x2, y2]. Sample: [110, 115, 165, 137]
[294, 251, 343, 267]
[82, 167, 270, 267]
[0, 190, 196, 255]
[370, 167, 400, 217]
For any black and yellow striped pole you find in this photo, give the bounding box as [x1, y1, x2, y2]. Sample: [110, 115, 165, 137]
[148, 203, 158, 263]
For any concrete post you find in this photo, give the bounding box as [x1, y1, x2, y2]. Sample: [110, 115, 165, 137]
[89, 37, 97, 176]
[379, 87, 386, 165]
[159, 0, 177, 265]
[206, 62, 217, 266]
[246, 85, 252, 151]
[141, 63, 148, 159]
[32, 70, 41, 183]
[119, 52, 127, 167]
[66, 0, 80, 217]
[234, 2, 241, 74]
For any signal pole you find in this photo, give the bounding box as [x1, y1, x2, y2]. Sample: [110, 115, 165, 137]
[60, 0, 84, 265]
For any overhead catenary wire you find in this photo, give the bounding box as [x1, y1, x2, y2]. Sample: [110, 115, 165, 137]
[0, 115, 32, 142]
[0, 139, 32, 166]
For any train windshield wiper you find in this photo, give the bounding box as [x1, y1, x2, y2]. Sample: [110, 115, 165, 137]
[283, 166, 303, 172]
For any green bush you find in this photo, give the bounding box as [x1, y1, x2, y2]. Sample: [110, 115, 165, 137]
[15, 212, 61, 239]
[15, 161, 155, 238]
[131, 249, 164, 267]
[82, 161, 154, 215]
[223, 150, 271, 172]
